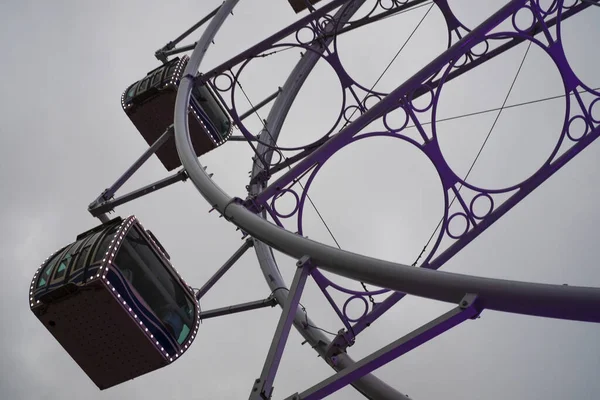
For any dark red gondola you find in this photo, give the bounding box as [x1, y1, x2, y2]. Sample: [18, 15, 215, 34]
[122, 56, 232, 171]
[29, 216, 199, 390]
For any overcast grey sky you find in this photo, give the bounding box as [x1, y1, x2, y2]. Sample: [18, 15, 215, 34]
[1, 1, 600, 399]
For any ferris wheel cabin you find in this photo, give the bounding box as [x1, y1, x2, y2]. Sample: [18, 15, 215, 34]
[287, 0, 322, 13]
[29, 216, 199, 390]
[122, 56, 232, 171]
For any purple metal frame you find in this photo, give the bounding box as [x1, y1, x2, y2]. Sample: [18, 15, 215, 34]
[193, 0, 599, 355]
[287, 294, 481, 400]
[156, 0, 600, 397]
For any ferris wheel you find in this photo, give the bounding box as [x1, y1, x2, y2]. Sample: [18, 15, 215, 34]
[29, 0, 600, 399]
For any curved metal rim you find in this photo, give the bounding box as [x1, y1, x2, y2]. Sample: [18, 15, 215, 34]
[175, 0, 600, 325]
[173, 1, 412, 399]
[173, 0, 600, 394]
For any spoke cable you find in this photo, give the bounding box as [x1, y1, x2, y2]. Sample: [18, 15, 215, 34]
[233, 4, 597, 339]
[339, 2, 436, 301]
[412, 41, 533, 266]
[341, 3, 436, 130]
[239, 2, 435, 312]
[406, 87, 600, 129]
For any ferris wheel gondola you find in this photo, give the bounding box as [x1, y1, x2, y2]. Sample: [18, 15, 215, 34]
[27, 1, 600, 398]
[122, 56, 232, 171]
[29, 216, 199, 390]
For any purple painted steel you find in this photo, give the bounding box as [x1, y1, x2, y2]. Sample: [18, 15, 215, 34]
[350, 120, 600, 337]
[293, 295, 481, 400]
[253, 260, 312, 400]
[339, 1, 600, 340]
[183, 0, 598, 358]
[232, 0, 600, 349]
[313, 269, 389, 297]
[206, 1, 446, 156]
[198, 0, 350, 84]
[254, 0, 528, 205]
[200, 0, 590, 163]
[310, 267, 389, 337]
[311, 270, 354, 333]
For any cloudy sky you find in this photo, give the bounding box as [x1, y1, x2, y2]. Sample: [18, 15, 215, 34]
[1, 0, 599, 399]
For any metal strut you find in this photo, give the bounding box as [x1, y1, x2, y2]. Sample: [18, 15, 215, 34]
[155, 4, 222, 63]
[196, 238, 254, 300]
[88, 125, 174, 221]
[90, 170, 188, 216]
[249, 256, 314, 400]
[286, 294, 481, 400]
[199, 296, 278, 320]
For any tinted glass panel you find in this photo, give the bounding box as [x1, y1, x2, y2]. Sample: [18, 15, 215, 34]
[125, 83, 138, 102]
[191, 85, 230, 139]
[138, 78, 150, 94]
[73, 245, 90, 272]
[54, 253, 72, 280]
[115, 228, 194, 344]
[150, 69, 163, 86]
[72, 231, 101, 272]
[38, 249, 65, 287]
[93, 224, 120, 263]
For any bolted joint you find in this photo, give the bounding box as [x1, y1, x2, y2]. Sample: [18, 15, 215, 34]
[459, 293, 483, 319]
[459, 293, 478, 309]
[242, 197, 265, 215]
[89, 188, 111, 207]
[154, 49, 169, 64]
[324, 330, 354, 359]
[249, 170, 271, 186]
[222, 197, 245, 222]
[296, 256, 312, 268]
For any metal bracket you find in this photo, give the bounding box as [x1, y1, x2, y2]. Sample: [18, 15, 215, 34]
[154, 5, 221, 63]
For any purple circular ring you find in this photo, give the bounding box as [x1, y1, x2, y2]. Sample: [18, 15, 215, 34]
[535, 0, 559, 16]
[589, 98, 600, 124]
[471, 39, 490, 58]
[408, 84, 434, 113]
[511, 5, 536, 34]
[295, 26, 316, 45]
[342, 295, 369, 323]
[566, 115, 589, 142]
[383, 104, 409, 132]
[343, 105, 362, 123]
[447, 212, 470, 239]
[271, 188, 300, 219]
[213, 72, 233, 92]
[469, 192, 494, 220]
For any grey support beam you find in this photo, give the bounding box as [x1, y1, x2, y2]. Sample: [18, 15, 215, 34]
[196, 239, 254, 300]
[90, 170, 187, 216]
[249, 257, 313, 400]
[199, 297, 277, 320]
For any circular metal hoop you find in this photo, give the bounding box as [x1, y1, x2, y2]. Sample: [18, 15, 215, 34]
[171, 1, 600, 399]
